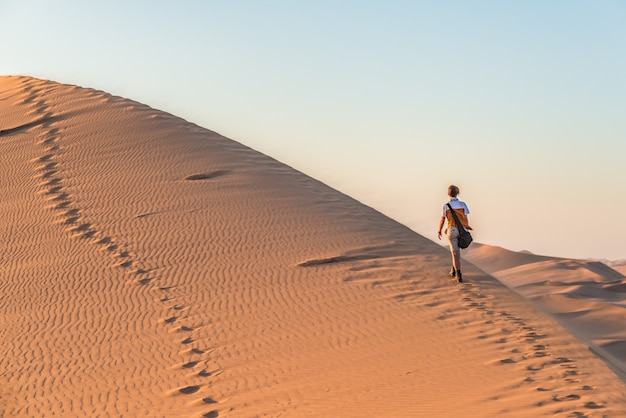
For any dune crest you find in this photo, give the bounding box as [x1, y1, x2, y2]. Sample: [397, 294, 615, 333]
[606, 260, 626, 276]
[464, 243, 626, 382]
[1, 76, 625, 416]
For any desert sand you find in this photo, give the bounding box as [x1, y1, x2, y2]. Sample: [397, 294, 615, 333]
[464, 243, 626, 383]
[607, 261, 626, 276]
[1, 75, 625, 417]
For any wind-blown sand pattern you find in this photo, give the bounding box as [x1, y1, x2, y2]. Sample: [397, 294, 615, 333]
[1, 76, 625, 417]
[464, 243, 626, 385]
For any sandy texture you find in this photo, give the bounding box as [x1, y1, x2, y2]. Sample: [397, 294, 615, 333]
[464, 243, 626, 383]
[1, 76, 626, 417]
[607, 261, 626, 276]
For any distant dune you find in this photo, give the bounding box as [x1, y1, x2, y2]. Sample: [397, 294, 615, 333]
[464, 243, 626, 381]
[606, 260, 626, 276]
[1, 76, 625, 417]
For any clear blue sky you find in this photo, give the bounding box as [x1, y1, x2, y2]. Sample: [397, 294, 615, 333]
[2, 1, 625, 260]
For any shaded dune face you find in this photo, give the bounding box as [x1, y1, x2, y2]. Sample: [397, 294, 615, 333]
[1, 76, 626, 417]
[464, 243, 626, 382]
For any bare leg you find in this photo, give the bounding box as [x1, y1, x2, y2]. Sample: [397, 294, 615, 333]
[452, 250, 462, 282]
[452, 251, 461, 272]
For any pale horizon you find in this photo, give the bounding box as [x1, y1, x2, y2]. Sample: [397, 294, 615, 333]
[2, 1, 625, 260]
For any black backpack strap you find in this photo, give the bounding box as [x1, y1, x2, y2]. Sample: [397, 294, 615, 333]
[446, 203, 464, 230]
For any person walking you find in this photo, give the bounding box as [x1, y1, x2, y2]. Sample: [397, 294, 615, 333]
[438, 185, 472, 282]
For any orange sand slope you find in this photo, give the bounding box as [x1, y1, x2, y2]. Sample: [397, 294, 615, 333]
[464, 243, 626, 382]
[1, 76, 625, 417]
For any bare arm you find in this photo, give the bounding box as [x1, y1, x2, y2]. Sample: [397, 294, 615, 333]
[438, 216, 446, 240]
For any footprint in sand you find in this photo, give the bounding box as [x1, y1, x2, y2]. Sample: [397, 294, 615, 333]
[48, 201, 70, 210]
[79, 230, 97, 240]
[94, 236, 113, 245]
[47, 191, 69, 202]
[178, 385, 200, 395]
[60, 207, 78, 217]
[35, 153, 54, 162]
[38, 161, 57, 171]
[41, 185, 63, 195]
[184, 170, 228, 181]
[552, 393, 581, 402]
[181, 361, 199, 369]
[40, 169, 58, 180]
[468, 301, 486, 310]
[181, 347, 205, 355]
[524, 331, 546, 342]
[551, 357, 574, 364]
[169, 325, 196, 334]
[40, 178, 61, 187]
[59, 215, 79, 225]
[68, 223, 91, 234]
[532, 344, 550, 357]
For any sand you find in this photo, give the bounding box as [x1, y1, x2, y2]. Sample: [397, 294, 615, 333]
[607, 261, 626, 276]
[464, 243, 626, 383]
[1, 75, 625, 417]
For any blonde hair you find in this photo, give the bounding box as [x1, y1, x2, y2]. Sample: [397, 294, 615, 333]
[448, 185, 459, 197]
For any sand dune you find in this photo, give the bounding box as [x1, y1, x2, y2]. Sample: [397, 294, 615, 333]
[464, 243, 626, 384]
[1, 76, 626, 417]
[606, 261, 626, 276]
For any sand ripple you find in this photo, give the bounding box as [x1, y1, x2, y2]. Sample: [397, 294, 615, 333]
[1, 76, 625, 417]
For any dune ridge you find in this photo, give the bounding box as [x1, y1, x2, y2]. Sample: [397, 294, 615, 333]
[606, 260, 626, 276]
[1, 75, 626, 417]
[464, 243, 626, 382]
